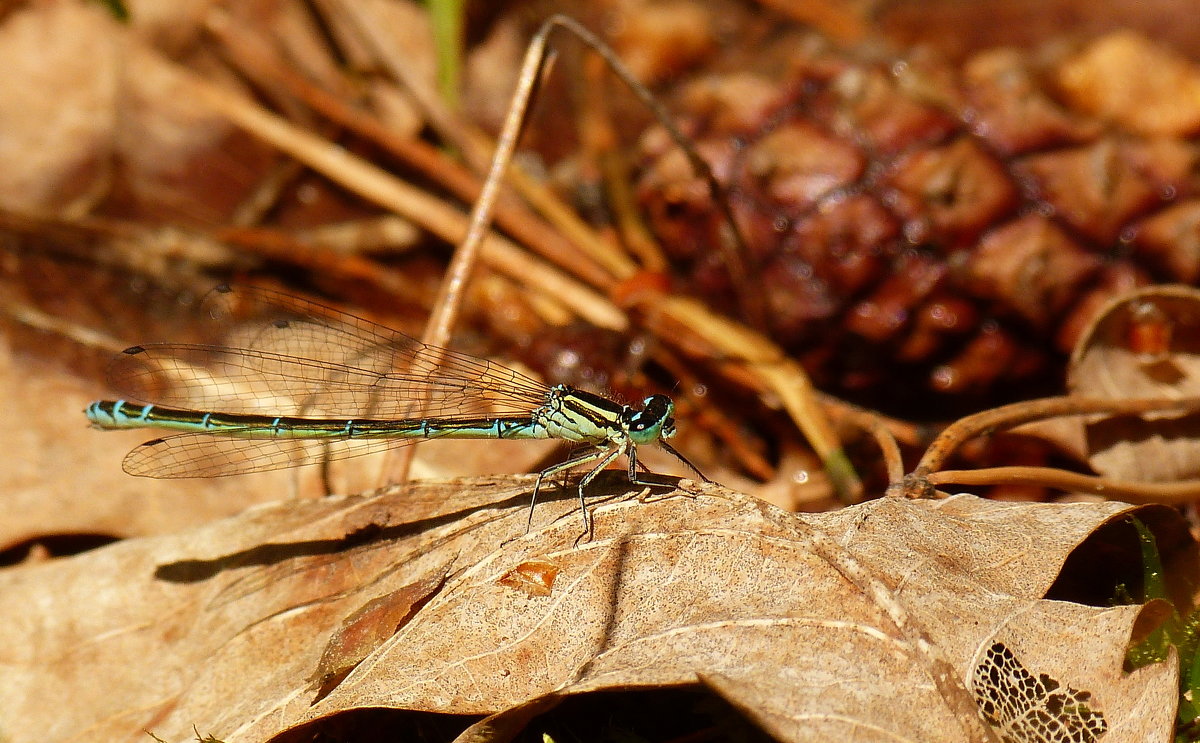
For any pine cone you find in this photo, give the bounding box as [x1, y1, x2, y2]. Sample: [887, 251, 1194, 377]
[636, 31, 1200, 417]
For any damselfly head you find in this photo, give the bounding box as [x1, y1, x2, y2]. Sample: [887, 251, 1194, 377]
[626, 394, 676, 443]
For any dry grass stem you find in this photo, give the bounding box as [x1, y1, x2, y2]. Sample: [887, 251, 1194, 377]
[654, 295, 861, 501]
[163, 46, 626, 331]
[207, 10, 617, 290]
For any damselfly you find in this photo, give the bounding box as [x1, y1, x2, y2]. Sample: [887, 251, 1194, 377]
[86, 285, 701, 531]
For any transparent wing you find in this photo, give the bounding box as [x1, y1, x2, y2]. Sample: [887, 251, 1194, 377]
[106, 284, 551, 419]
[121, 426, 473, 478]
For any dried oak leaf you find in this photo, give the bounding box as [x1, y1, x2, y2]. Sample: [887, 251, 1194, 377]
[0, 478, 1182, 743]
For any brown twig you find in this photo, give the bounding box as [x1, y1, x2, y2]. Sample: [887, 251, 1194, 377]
[927, 466, 1200, 503]
[914, 394, 1200, 482]
[907, 396, 1200, 499]
[331, 3, 644, 285]
[378, 10, 572, 480]
[830, 407, 906, 489]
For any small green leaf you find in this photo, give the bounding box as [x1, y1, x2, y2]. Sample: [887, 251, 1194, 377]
[1131, 516, 1169, 601]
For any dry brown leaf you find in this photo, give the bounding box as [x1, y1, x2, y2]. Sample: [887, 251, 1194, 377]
[0, 330, 299, 551]
[309, 568, 448, 700]
[0, 477, 1180, 742]
[0, 319, 554, 553]
[0, 2, 120, 215]
[1068, 285, 1200, 481]
[0, 3, 288, 224]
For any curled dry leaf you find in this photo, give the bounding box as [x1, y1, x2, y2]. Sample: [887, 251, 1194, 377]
[0, 476, 1182, 742]
[1068, 285, 1200, 481]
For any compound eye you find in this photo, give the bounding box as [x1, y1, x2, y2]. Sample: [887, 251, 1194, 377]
[627, 394, 675, 434]
[629, 410, 654, 432]
[641, 394, 671, 417]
